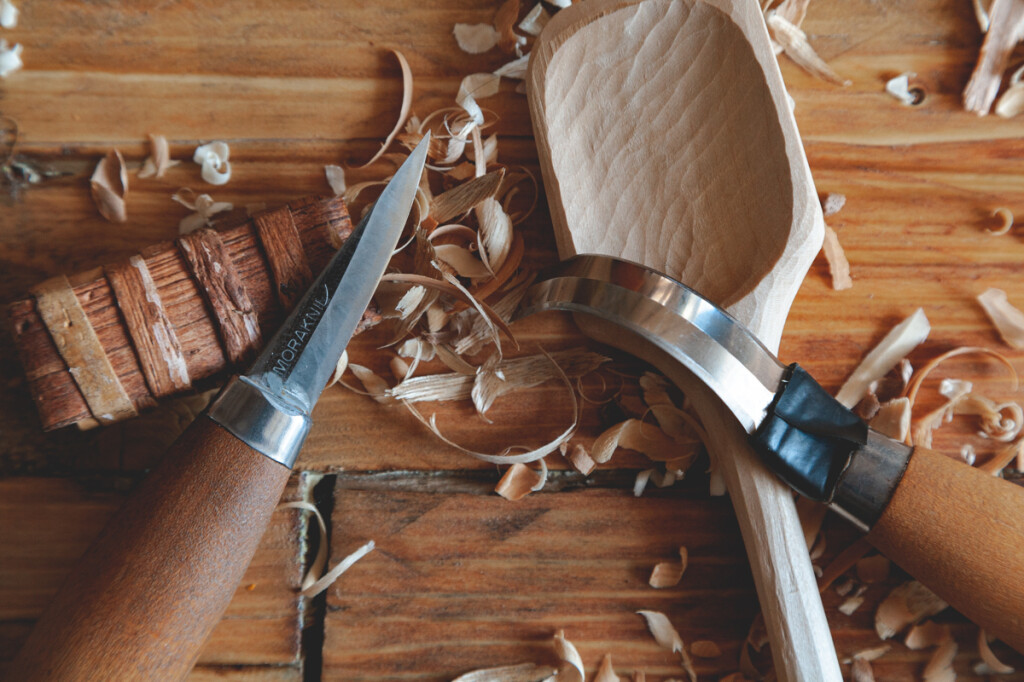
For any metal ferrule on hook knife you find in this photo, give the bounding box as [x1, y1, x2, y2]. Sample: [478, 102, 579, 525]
[517, 254, 913, 531]
[206, 134, 431, 469]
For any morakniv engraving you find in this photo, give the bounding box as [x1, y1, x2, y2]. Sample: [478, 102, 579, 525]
[270, 284, 330, 378]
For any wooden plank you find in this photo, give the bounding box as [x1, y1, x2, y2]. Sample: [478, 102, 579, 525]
[0, 475, 310, 676]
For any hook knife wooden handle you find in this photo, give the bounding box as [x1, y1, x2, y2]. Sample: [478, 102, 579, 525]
[8, 415, 292, 681]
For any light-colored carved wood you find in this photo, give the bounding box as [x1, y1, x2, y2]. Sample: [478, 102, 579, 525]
[527, 1, 835, 680]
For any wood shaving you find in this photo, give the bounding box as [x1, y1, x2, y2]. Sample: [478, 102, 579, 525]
[964, 0, 1024, 114]
[875, 580, 947, 639]
[904, 621, 951, 650]
[988, 207, 1014, 235]
[690, 640, 721, 658]
[996, 63, 1024, 116]
[885, 73, 919, 106]
[636, 611, 697, 682]
[452, 663, 556, 682]
[850, 658, 875, 682]
[495, 461, 546, 501]
[649, 547, 687, 588]
[493, 0, 524, 54]
[138, 134, 179, 179]
[975, 628, 1015, 674]
[566, 443, 596, 475]
[430, 169, 505, 223]
[835, 308, 930, 408]
[869, 397, 910, 441]
[518, 4, 549, 36]
[592, 419, 679, 464]
[192, 141, 231, 185]
[839, 594, 865, 615]
[552, 630, 585, 682]
[906, 346, 1018, 410]
[773, 0, 810, 27]
[494, 54, 530, 79]
[822, 225, 852, 290]
[328, 351, 349, 388]
[0, 0, 17, 28]
[595, 653, 621, 682]
[457, 72, 501, 128]
[90, 150, 129, 223]
[975, 0, 993, 32]
[822, 192, 846, 217]
[0, 39, 22, 78]
[172, 188, 233, 235]
[979, 437, 1024, 473]
[765, 11, 850, 86]
[453, 23, 499, 54]
[852, 645, 891, 662]
[325, 165, 346, 196]
[348, 363, 390, 401]
[433, 244, 491, 279]
[358, 49, 414, 168]
[276, 500, 374, 598]
[978, 287, 1024, 349]
[923, 638, 957, 682]
[818, 537, 872, 593]
[856, 555, 890, 583]
[633, 468, 677, 497]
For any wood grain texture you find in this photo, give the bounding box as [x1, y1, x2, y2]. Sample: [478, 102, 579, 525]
[869, 446, 1024, 652]
[7, 418, 294, 681]
[0, 475, 308, 678]
[527, 1, 835, 679]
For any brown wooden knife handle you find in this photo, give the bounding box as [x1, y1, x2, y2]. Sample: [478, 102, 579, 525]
[867, 445, 1024, 653]
[8, 415, 292, 681]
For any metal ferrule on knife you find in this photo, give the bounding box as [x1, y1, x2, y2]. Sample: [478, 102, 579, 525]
[518, 254, 912, 531]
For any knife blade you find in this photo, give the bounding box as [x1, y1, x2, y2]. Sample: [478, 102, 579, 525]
[519, 252, 1024, 653]
[9, 135, 430, 682]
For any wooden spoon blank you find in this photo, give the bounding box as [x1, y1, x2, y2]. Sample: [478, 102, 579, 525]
[528, 1, 836, 680]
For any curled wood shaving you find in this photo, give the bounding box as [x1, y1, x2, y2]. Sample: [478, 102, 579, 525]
[553, 630, 585, 682]
[348, 363, 391, 401]
[996, 64, 1024, 116]
[592, 419, 679, 464]
[90, 150, 129, 223]
[856, 554, 891, 583]
[839, 594, 865, 615]
[494, 54, 530, 80]
[325, 164, 346, 196]
[906, 346, 1018, 409]
[454, 23, 499, 54]
[850, 658, 875, 682]
[0, 0, 17, 28]
[765, 12, 850, 86]
[923, 638, 957, 682]
[964, 0, 1024, 114]
[904, 621, 951, 650]
[518, 3, 550, 36]
[633, 468, 678, 497]
[566, 443, 596, 475]
[495, 460, 546, 501]
[836, 308, 930, 408]
[690, 640, 721, 658]
[172, 188, 233, 235]
[595, 653, 621, 682]
[457, 72, 501, 128]
[988, 207, 1014, 234]
[451, 663, 556, 682]
[822, 192, 846, 217]
[358, 49, 414, 168]
[493, 0, 524, 54]
[773, 0, 810, 27]
[452, 277, 532, 356]
[328, 351, 349, 388]
[0, 39, 22, 78]
[433, 244, 491, 279]
[636, 611, 697, 682]
[975, 628, 1015, 674]
[138, 134, 179, 179]
[817, 537, 872, 593]
[885, 73, 919, 106]
[475, 196, 513, 273]
[649, 547, 688, 588]
[975, 0, 993, 32]
[979, 437, 1024, 473]
[467, 348, 607, 415]
[875, 580, 947, 640]
[276, 501, 375, 598]
[978, 287, 1024, 349]
[193, 141, 231, 185]
[429, 169, 505, 223]
[870, 397, 910, 441]
[822, 225, 852, 290]
[852, 645, 891, 662]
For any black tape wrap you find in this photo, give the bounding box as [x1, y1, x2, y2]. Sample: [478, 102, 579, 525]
[749, 364, 867, 502]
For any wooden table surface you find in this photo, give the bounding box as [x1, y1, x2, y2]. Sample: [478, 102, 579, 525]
[2, 1, 1024, 680]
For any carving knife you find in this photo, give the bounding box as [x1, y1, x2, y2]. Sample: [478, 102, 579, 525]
[519, 254, 1024, 653]
[9, 135, 431, 681]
